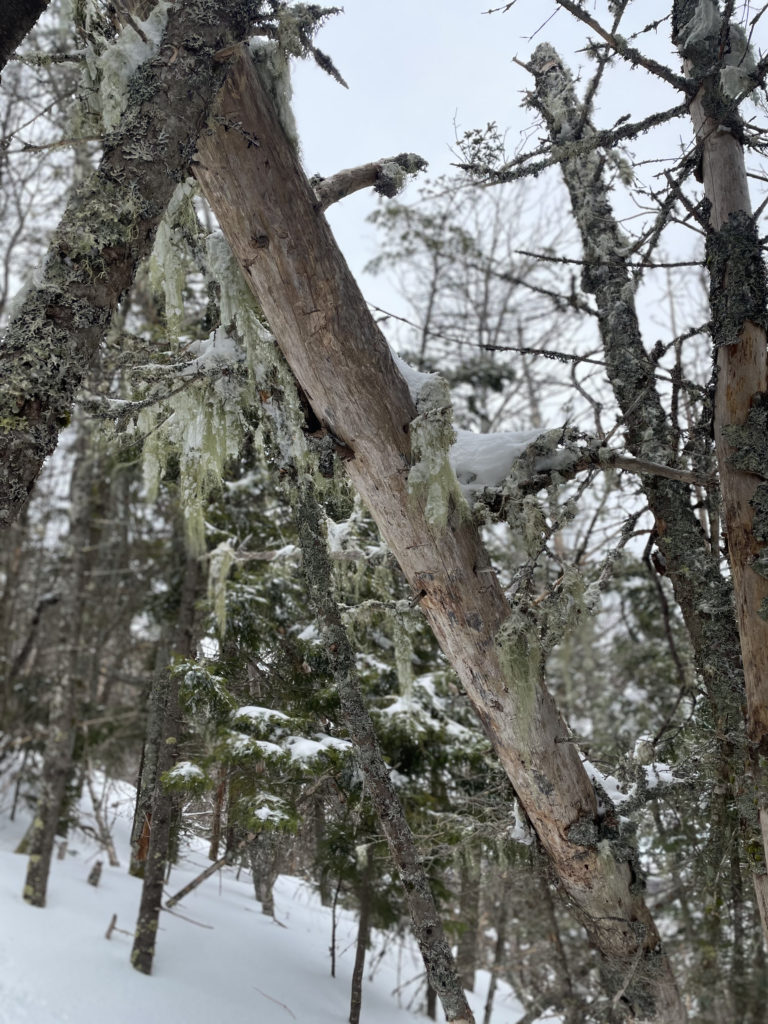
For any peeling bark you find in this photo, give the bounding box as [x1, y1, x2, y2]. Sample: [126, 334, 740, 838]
[192, 48, 683, 1021]
[671, 2, 768, 750]
[672, 0, 768, 937]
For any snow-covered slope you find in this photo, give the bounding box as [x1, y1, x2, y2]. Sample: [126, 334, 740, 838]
[0, 777, 524, 1024]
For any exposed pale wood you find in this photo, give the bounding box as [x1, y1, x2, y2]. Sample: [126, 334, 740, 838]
[688, 95, 768, 747]
[192, 48, 683, 1021]
[312, 153, 426, 211]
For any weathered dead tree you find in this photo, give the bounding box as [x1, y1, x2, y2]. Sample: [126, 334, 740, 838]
[527, 11, 768, 945]
[192, 46, 684, 1022]
[166, 840, 245, 909]
[671, 0, 768, 925]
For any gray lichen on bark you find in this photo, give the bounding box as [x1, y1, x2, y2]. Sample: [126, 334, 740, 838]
[706, 210, 768, 347]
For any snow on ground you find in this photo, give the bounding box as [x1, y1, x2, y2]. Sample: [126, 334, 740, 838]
[0, 774, 525, 1024]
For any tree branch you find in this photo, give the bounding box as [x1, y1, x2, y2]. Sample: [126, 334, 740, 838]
[553, 0, 693, 94]
[312, 153, 427, 211]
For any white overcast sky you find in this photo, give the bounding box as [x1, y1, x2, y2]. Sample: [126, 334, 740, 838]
[290, 0, 689, 317]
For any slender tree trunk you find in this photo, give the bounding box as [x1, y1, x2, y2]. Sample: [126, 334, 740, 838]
[23, 422, 94, 907]
[483, 883, 508, 1024]
[208, 767, 228, 861]
[22, 672, 78, 906]
[129, 668, 169, 878]
[130, 668, 181, 974]
[166, 848, 235, 909]
[85, 766, 120, 868]
[192, 47, 682, 1021]
[671, 2, 768, 930]
[456, 848, 481, 993]
[131, 552, 200, 975]
[349, 848, 372, 1024]
[292, 481, 474, 1024]
[248, 832, 281, 917]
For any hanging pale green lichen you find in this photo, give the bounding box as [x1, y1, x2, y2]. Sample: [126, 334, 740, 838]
[206, 230, 309, 473]
[407, 376, 468, 532]
[137, 359, 248, 555]
[208, 539, 237, 635]
[391, 605, 414, 701]
[133, 199, 252, 552]
[148, 180, 200, 336]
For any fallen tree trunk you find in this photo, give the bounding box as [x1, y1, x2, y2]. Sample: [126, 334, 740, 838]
[192, 47, 684, 1021]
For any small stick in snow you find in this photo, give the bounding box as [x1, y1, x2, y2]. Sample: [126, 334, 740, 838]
[252, 988, 297, 1020]
[104, 914, 133, 940]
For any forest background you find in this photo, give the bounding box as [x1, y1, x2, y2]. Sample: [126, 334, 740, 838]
[1, 2, 768, 1023]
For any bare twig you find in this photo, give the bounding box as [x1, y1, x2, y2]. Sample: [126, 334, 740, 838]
[553, 0, 692, 93]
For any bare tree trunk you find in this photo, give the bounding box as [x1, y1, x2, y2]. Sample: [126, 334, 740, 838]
[22, 672, 77, 906]
[129, 667, 169, 878]
[208, 767, 228, 861]
[483, 879, 509, 1024]
[671, 1, 768, 927]
[349, 849, 372, 1024]
[130, 552, 200, 975]
[166, 841, 244, 909]
[456, 848, 481, 993]
[192, 47, 683, 1021]
[23, 422, 95, 907]
[85, 765, 120, 868]
[129, 667, 181, 974]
